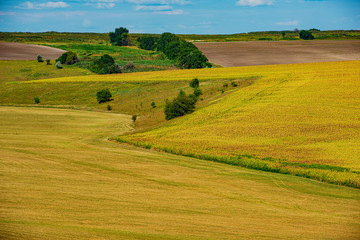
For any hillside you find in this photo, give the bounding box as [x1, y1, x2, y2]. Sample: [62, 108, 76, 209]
[1, 106, 359, 239]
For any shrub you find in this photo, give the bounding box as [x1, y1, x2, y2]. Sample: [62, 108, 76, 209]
[55, 61, 63, 69]
[107, 105, 112, 111]
[122, 61, 135, 72]
[56, 51, 79, 65]
[90, 54, 121, 74]
[299, 30, 315, 40]
[223, 83, 228, 88]
[151, 101, 156, 108]
[96, 89, 112, 103]
[231, 81, 238, 87]
[132, 115, 137, 122]
[37, 54, 43, 62]
[190, 78, 199, 88]
[193, 87, 202, 98]
[46, 59, 51, 65]
[34, 97, 40, 104]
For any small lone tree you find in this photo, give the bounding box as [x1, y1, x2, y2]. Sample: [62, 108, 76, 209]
[164, 90, 196, 120]
[299, 30, 315, 40]
[107, 105, 112, 111]
[151, 101, 156, 108]
[96, 89, 112, 103]
[56, 51, 79, 65]
[55, 61, 63, 69]
[34, 97, 40, 104]
[281, 31, 286, 39]
[190, 78, 200, 88]
[37, 54, 44, 62]
[46, 59, 51, 65]
[90, 54, 121, 74]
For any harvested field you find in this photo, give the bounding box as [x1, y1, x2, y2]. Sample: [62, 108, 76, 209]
[195, 40, 360, 67]
[0, 42, 66, 60]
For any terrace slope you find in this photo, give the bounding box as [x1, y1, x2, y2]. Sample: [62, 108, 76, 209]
[119, 61, 360, 185]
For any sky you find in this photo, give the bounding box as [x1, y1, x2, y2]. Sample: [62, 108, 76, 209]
[0, 0, 359, 34]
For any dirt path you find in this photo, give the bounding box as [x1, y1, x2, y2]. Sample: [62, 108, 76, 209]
[0, 42, 66, 60]
[195, 40, 360, 67]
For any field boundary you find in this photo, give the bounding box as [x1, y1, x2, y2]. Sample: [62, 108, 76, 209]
[115, 137, 360, 189]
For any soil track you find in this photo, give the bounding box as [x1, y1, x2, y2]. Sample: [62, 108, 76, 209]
[0, 42, 66, 60]
[195, 40, 360, 67]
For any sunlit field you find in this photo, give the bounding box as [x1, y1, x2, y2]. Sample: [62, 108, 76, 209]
[0, 106, 359, 239]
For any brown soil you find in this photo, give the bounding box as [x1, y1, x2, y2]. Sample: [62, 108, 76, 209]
[194, 40, 360, 67]
[0, 42, 66, 60]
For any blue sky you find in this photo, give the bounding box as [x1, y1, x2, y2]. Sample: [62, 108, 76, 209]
[0, 0, 359, 34]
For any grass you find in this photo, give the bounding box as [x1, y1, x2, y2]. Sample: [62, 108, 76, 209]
[1, 106, 359, 239]
[0, 60, 93, 83]
[112, 61, 360, 187]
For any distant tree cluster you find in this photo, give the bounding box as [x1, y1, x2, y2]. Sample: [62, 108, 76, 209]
[299, 30, 315, 40]
[138, 32, 211, 69]
[109, 27, 130, 46]
[89, 54, 121, 74]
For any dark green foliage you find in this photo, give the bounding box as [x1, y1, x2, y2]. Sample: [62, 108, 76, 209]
[190, 78, 199, 88]
[34, 97, 40, 104]
[56, 51, 79, 65]
[37, 54, 43, 62]
[299, 30, 315, 40]
[137, 35, 158, 50]
[96, 89, 112, 103]
[231, 81, 238, 87]
[46, 59, 51, 65]
[223, 83, 228, 88]
[157, 32, 179, 52]
[281, 32, 286, 39]
[164, 90, 196, 120]
[90, 54, 121, 74]
[55, 61, 63, 69]
[107, 105, 112, 111]
[193, 87, 202, 98]
[151, 101, 156, 108]
[109, 27, 130, 46]
[132, 115, 137, 122]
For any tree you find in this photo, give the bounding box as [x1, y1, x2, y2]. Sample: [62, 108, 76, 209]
[299, 30, 314, 40]
[46, 59, 51, 65]
[37, 54, 43, 62]
[109, 27, 130, 46]
[34, 97, 40, 104]
[281, 31, 286, 39]
[190, 78, 199, 88]
[96, 89, 112, 103]
[90, 54, 121, 74]
[138, 35, 158, 50]
[132, 115, 137, 122]
[56, 51, 79, 65]
[164, 90, 196, 120]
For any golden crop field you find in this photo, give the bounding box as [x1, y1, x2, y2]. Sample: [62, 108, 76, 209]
[115, 61, 360, 187]
[1, 106, 359, 239]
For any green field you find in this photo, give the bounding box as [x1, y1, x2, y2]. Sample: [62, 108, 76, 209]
[1, 106, 359, 239]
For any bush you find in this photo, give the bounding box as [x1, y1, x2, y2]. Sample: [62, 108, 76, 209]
[231, 81, 238, 87]
[193, 87, 202, 98]
[55, 61, 63, 69]
[164, 90, 196, 120]
[190, 78, 199, 88]
[46, 59, 51, 65]
[90, 54, 121, 74]
[132, 115, 137, 122]
[37, 54, 43, 62]
[34, 97, 40, 104]
[122, 61, 135, 72]
[151, 101, 156, 108]
[299, 30, 315, 40]
[96, 89, 112, 103]
[56, 51, 79, 65]
[107, 105, 112, 111]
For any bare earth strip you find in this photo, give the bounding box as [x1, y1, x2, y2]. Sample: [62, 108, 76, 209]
[0, 42, 66, 60]
[195, 40, 360, 67]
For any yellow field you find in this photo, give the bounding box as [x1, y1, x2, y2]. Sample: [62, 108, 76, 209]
[116, 61, 360, 187]
[1, 106, 359, 239]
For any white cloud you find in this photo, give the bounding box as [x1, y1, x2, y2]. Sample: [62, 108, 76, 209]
[96, 2, 115, 8]
[153, 9, 184, 14]
[275, 20, 299, 26]
[136, 5, 172, 10]
[15, 1, 70, 9]
[236, 0, 274, 7]
[126, 0, 191, 5]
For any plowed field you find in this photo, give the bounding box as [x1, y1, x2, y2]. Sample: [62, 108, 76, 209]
[195, 40, 360, 67]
